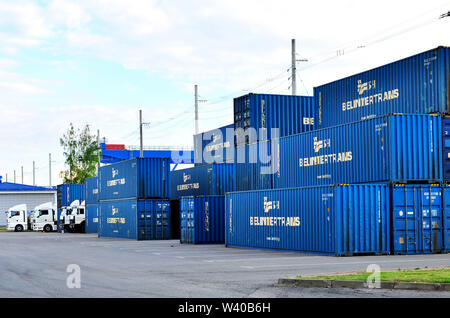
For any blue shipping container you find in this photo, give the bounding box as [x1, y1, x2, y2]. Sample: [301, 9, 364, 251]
[235, 140, 274, 191]
[443, 117, 450, 182]
[99, 158, 170, 201]
[274, 114, 442, 187]
[225, 184, 390, 256]
[391, 185, 445, 255]
[85, 204, 99, 233]
[315, 46, 450, 129]
[234, 93, 314, 144]
[180, 196, 225, 244]
[194, 124, 234, 166]
[443, 185, 450, 253]
[170, 164, 235, 200]
[57, 184, 85, 209]
[98, 199, 171, 240]
[85, 177, 99, 205]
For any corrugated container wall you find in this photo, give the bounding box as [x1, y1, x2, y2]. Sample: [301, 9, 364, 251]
[443, 117, 450, 182]
[391, 185, 445, 255]
[315, 46, 450, 129]
[57, 184, 85, 209]
[443, 185, 450, 253]
[99, 158, 170, 201]
[170, 164, 235, 200]
[85, 205, 99, 233]
[274, 114, 442, 188]
[98, 199, 171, 240]
[194, 124, 234, 166]
[235, 140, 275, 191]
[180, 196, 225, 244]
[85, 177, 99, 205]
[234, 93, 314, 145]
[225, 184, 390, 256]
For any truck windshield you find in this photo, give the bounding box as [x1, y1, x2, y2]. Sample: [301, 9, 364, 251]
[9, 211, 20, 217]
[39, 210, 49, 216]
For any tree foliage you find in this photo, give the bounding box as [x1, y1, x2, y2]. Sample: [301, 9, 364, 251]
[60, 123, 100, 184]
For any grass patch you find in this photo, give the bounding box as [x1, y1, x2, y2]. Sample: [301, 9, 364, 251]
[297, 268, 450, 284]
[0, 227, 7, 232]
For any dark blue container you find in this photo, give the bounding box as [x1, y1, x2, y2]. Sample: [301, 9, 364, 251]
[57, 184, 85, 209]
[235, 140, 274, 191]
[442, 185, 450, 253]
[98, 199, 171, 240]
[180, 196, 225, 244]
[194, 124, 234, 166]
[315, 46, 450, 129]
[99, 158, 170, 201]
[225, 184, 390, 256]
[391, 185, 445, 255]
[85, 204, 99, 233]
[274, 114, 442, 187]
[170, 164, 235, 200]
[85, 177, 99, 205]
[234, 93, 314, 145]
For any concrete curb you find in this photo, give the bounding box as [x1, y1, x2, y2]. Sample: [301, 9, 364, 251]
[277, 278, 450, 291]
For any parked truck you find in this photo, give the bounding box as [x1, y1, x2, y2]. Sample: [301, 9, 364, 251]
[5, 204, 33, 232]
[32, 202, 57, 232]
[60, 200, 86, 233]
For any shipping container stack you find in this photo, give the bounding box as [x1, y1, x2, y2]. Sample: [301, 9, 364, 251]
[85, 177, 99, 233]
[226, 46, 450, 256]
[171, 125, 236, 244]
[56, 184, 85, 232]
[98, 158, 172, 240]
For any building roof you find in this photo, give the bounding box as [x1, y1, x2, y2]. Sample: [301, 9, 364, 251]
[0, 182, 56, 192]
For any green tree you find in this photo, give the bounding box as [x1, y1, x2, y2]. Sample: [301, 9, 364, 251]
[60, 123, 100, 184]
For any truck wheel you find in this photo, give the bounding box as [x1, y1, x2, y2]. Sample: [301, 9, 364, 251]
[44, 224, 53, 232]
[15, 225, 24, 232]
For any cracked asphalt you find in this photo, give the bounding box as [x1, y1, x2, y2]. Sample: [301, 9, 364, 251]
[1, 232, 450, 298]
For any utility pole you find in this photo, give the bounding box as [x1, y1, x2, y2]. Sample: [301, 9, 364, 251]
[291, 39, 297, 96]
[14, 170, 16, 183]
[97, 129, 100, 145]
[33, 161, 35, 186]
[5, 173, 7, 182]
[195, 85, 199, 135]
[49, 153, 52, 187]
[139, 110, 143, 158]
[21, 166, 23, 184]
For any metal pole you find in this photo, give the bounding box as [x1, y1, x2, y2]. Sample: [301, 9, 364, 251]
[33, 161, 35, 186]
[21, 166, 23, 184]
[49, 153, 52, 187]
[195, 85, 199, 135]
[14, 170, 16, 183]
[5, 173, 7, 182]
[139, 110, 143, 158]
[291, 39, 297, 96]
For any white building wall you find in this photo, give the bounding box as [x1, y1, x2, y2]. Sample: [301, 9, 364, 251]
[0, 192, 56, 226]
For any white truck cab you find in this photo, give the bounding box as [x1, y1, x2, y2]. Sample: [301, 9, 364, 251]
[32, 202, 57, 232]
[61, 200, 86, 233]
[6, 204, 30, 232]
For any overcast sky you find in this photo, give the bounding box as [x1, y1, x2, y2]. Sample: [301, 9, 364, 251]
[0, 0, 449, 186]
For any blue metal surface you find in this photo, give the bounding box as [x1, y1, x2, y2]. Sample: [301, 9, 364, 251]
[194, 124, 234, 166]
[234, 140, 274, 191]
[99, 158, 170, 201]
[234, 93, 314, 144]
[225, 184, 390, 256]
[85, 177, 99, 205]
[391, 185, 444, 255]
[0, 182, 55, 192]
[98, 199, 171, 240]
[170, 164, 235, 200]
[100, 143, 194, 164]
[274, 114, 442, 188]
[443, 185, 450, 253]
[57, 184, 85, 209]
[180, 196, 225, 244]
[443, 117, 450, 182]
[85, 204, 99, 233]
[315, 46, 450, 129]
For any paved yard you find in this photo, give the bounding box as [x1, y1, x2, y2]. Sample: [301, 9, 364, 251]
[1, 232, 450, 298]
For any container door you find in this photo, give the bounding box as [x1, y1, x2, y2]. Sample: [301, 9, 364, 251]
[442, 186, 450, 253]
[391, 186, 443, 255]
[443, 117, 450, 182]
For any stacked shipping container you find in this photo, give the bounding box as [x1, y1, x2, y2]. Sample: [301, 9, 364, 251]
[85, 177, 99, 233]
